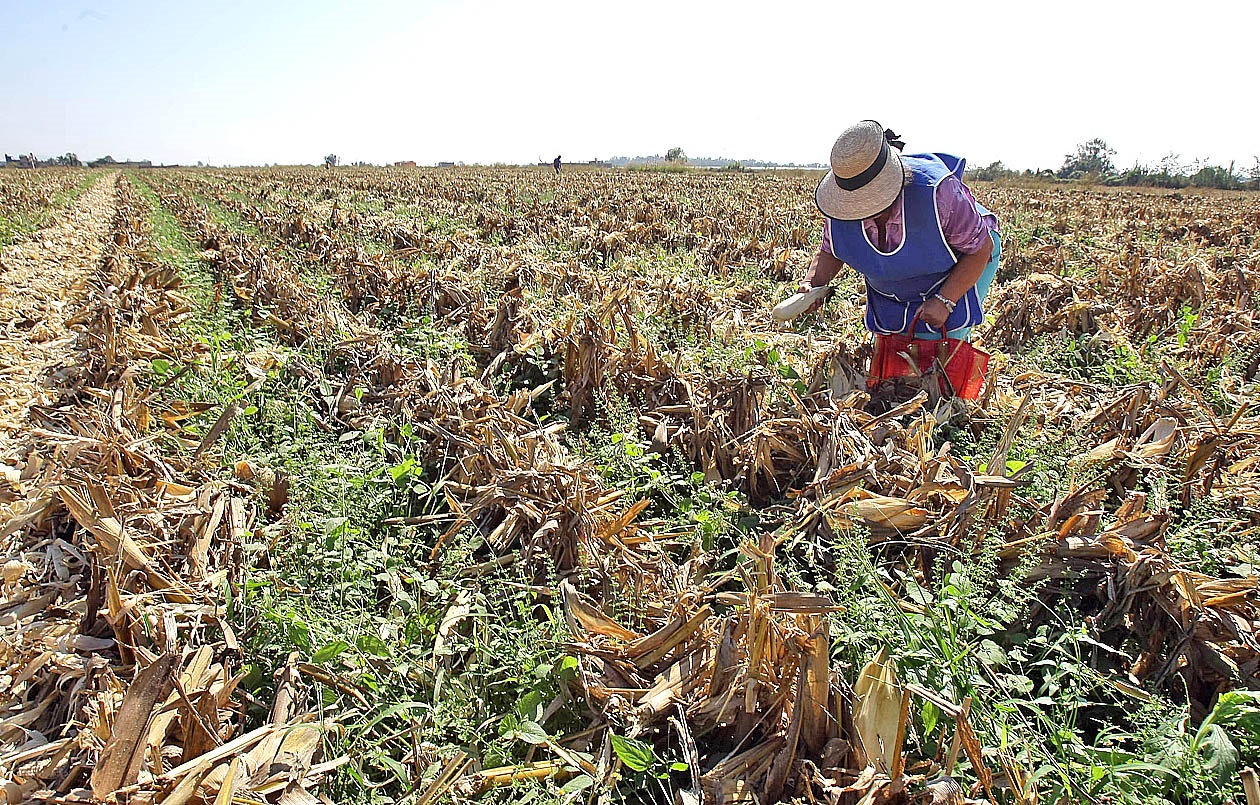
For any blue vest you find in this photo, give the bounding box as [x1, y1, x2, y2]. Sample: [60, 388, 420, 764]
[828, 153, 993, 335]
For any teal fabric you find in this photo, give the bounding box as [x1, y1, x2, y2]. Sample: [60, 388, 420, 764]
[917, 230, 1002, 342]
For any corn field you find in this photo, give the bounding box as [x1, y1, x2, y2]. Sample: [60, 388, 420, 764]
[2, 165, 1259, 805]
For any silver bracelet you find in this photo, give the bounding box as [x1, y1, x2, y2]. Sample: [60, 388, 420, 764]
[932, 293, 956, 313]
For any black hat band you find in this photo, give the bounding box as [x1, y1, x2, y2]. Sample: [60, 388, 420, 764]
[833, 138, 890, 192]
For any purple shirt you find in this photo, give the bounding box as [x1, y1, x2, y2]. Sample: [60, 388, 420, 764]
[807, 174, 998, 287]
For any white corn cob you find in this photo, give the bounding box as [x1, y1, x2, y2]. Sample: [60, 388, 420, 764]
[771, 286, 832, 322]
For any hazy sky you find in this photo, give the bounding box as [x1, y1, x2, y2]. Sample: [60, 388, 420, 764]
[3, 0, 1257, 171]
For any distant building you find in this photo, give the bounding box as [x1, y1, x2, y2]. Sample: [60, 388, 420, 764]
[436, 161, 455, 168]
[393, 160, 416, 168]
[3, 154, 35, 169]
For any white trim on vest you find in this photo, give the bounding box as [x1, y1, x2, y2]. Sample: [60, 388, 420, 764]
[931, 166, 959, 262]
[859, 193, 908, 256]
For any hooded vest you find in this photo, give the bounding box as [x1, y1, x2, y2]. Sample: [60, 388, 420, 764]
[828, 153, 993, 335]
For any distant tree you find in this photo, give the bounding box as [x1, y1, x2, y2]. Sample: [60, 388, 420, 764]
[1188, 164, 1238, 189]
[55, 152, 81, 167]
[968, 160, 1017, 182]
[1059, 138, 1116, 178]
[324, 153, 339, 168]
[1115, 160, 1151, 187]
[665, 147, 687, 163]
[1142, 153, 1185, 188]
[1156, 152, 1182, 176]
[88, 155, 117, 168]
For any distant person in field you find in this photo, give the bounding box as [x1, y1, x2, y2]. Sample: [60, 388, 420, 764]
[553, 155, 562, 175]
[795, 120, 1000, 340]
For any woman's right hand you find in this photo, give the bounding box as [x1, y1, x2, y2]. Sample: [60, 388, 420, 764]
[799, 284, 827, 315]
[916, 296, 951, 330]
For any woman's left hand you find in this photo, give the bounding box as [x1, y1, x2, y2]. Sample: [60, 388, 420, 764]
[916, 297, 951, 330]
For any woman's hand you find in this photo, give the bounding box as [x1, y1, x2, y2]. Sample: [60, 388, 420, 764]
[916, 232, 992, 333]
[916, 297, 951, 330]
[798, 284, 828, 315]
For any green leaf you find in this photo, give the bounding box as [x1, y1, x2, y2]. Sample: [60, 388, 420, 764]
[240, 662, 264, 691]
[362, 701, 430, 732]
[554, 655, 579, 683]
[497, 713, 519, 736]
[1210, 690, 1260, 728]
[1110, 761, 1178, 775]
[518, 690, 544, 722]
[559, 774, 594, 793]
[151, 358, 171, 375]
[388, 459, 414, 485]
[976, 639, 1007, 668]
[1197, 723, 1239, 784]
[921, 701, 939, 737]
[515, 720, 549, 745]
[286, 617, 311, 649]
[610, 734, 655, 772]
[311, 640, 350, 664]
[357, 671, 380, 692]
[374, 752, 409, 782]
[670, 762, 689, 772]
[356, 633, 391, 657]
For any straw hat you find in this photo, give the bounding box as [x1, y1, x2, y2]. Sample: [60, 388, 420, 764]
[815, 120, 906, 221]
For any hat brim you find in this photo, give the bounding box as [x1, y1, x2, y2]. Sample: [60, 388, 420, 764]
[815, 149, 905, 221]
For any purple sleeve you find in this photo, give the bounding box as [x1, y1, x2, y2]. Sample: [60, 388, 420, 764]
[937, 175, 998, 256]
[804, 222, 842, 288]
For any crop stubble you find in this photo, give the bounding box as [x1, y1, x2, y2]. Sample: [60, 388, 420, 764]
[1, 166, 1259, 804]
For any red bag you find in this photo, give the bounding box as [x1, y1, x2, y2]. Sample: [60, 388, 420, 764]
[867, 316, 990, 400]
